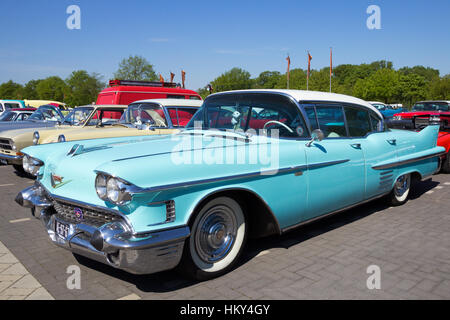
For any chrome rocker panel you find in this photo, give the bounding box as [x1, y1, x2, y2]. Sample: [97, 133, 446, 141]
[15, 184, 190, 275]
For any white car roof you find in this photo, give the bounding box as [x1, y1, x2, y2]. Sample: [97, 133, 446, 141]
[210, 89, 383, 119]
[130, 99, 203, 107]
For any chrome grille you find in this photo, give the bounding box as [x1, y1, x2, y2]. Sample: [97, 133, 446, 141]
[414, 117, 429, 128]
[52, 200, 123, 227]
[0, 139, 12, 150]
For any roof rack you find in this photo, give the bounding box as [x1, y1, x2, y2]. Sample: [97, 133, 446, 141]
[108, 79, 179, 88]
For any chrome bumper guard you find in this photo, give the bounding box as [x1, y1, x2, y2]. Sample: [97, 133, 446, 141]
[15, 184, 190, 275]
[0, 153, 23, 164]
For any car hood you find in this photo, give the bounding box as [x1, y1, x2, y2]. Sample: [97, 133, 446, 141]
[0, 121, 57, 133]
[23, 130, 295, 208]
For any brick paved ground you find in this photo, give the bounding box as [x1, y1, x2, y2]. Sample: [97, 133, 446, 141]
[0, 164, 449, 300]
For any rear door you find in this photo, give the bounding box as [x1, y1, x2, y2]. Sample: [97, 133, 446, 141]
[303, 104, 365, 221]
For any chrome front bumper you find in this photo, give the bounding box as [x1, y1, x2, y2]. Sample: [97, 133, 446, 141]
[0, 152, 23, 165]
[15, 184, 190, 275]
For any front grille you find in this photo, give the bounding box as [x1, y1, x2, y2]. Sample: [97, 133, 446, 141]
[0, 139, 12, 150]
[414, 117, 429, 129]
[52, 199, 124, 227]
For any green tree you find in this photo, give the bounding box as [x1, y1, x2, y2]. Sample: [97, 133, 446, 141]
[36, 76, 68, 102]
[397, 74, 427, 107]
[21, 80, 42, 99]
[0, 80, 23, 99]
[211, 68, 253, 92]
[254, 71, 282, 89]
[428, 75, 450, 100]
[353, 69, 400, 103]
[114, 55, 157, 81]
[275, 68, 307, 89]
[398, 66, 440, 82]
[65, 70, 105, 106]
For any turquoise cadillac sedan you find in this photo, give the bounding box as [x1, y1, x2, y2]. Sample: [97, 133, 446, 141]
[15, 90, 445, 280]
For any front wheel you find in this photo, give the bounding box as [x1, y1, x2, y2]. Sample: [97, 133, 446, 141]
[389, 173, 411, 206]
[179, 196, 247, 281]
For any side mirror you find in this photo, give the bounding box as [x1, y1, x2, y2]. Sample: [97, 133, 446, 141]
[306, 129, 324, 147]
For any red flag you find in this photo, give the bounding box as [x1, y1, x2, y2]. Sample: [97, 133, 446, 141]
[181, 70, 186, 88]
[286, 55, 291, 79]
[170, 72, 175, 83]
[307, 52, 312, 79]
[159, 74, 164, 83]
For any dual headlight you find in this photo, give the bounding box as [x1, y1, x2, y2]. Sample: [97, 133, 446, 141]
[22, 154, 44, 176]
[95, 173, 139, 205]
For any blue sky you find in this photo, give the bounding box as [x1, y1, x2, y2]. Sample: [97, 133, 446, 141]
[0, 0, 449, 90]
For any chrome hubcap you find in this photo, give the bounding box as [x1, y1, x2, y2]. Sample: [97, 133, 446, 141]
[195, 205, 237, 263]
[394, 175, 410, 197]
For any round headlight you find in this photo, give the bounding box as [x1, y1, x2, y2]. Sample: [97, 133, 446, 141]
[22, 155, 31, 173]
[33, 131, 40, 145]
[106, 177, 120, 203]
[95, 174, 108, 200]
[58, 135, 66, 143]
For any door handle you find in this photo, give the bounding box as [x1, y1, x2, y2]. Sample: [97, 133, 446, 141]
[387, 139, 397, 145]
[350, 143, 361, 149]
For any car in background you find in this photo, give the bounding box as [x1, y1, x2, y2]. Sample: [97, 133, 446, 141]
[0, 108, 36, 122]
[15, 89, 444, 280]
[0, 100, 26, 115]
[0, 104, 64, 133]
[34, 99, 202, 144]
[368, 101, 402, 119]
[23, 100, 67, 110]
[96, 79, 202, 105]
[388, 101, 450, 173]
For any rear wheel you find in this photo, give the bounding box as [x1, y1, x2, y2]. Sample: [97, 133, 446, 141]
[441, 153, 450, 173]
[389, 173, 411, 206]
[179, 196, 247, 281]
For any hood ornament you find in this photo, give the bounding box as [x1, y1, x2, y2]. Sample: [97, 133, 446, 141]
[51, 173, 72, 189]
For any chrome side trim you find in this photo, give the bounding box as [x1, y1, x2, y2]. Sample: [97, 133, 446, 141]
[281, 192, 390, 233]
[372, 151, 446, 170]
[133, 159, 350, 194]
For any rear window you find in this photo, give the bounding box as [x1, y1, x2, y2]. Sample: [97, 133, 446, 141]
[167, 107, 200, 127]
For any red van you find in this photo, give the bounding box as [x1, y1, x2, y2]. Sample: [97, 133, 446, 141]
[96, 80, 202, 105]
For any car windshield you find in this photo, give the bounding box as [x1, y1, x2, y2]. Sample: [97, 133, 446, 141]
[28, 106, 63, 122]
[0, 111, 16, 121]
[120, 103, 168, 127]
[413, 102, 450, 112]
[61, 107, 94, 126]
[85, 109, 124, 126]
[186, 93, 308, 138]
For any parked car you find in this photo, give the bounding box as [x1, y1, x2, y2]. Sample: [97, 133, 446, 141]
[15, 90, 444, 280]
[368, 101, 402, 119]
[96, 79, 202, 105]
[0, 108, 36, 122]
[0, 105, 125, 170]
[34, 99, 202, 145]
[388, 101, 450, 173]
[23, 100, 67, 110]
[0, 104, 64, 133]
[0, 100, 26, 115]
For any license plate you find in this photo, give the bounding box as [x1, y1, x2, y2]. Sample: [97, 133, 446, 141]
[55, 220, 70, 239]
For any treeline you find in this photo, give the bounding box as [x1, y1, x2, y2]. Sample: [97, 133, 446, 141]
[199, 61, 450, 108]
[0, 71, 104, 106]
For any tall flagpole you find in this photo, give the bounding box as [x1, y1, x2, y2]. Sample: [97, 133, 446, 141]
[286, 54, 290, 89]
[330, 47, 332, 93]
[306, 51, 309, 91]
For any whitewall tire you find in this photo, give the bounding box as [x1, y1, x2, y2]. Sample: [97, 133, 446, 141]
[389, 173, 411, 206]
[180, 196, 247, 281]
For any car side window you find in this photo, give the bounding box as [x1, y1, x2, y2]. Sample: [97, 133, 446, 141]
[344, 106, 371, 137]
[314, 105, 348, 138]
[370, 113, 384, 132]
[304, 106, 319, 131]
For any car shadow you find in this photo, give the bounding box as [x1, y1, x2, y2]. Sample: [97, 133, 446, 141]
[72, 177, 440, 293]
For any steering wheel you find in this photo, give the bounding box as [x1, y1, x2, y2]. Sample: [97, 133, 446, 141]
[263, 120, 294, 133]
